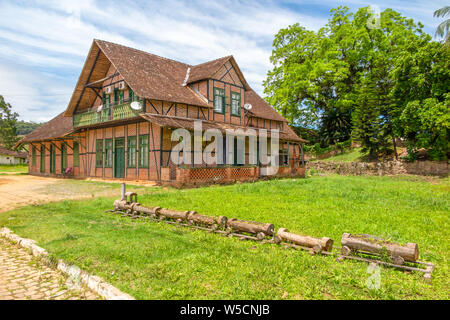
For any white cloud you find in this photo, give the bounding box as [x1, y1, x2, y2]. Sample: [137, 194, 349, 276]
[0, 0, 442, 121]
[0, 63, 72, 122]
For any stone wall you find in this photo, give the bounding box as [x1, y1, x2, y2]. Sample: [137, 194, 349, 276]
[306, 160, 448, 177]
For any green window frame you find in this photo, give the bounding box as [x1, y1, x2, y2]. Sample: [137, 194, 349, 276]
[32, 146, 36, 166]
[105, 139, 113, 168]
[61, 144, 67, 173]
[231, 92, 241, 116]
[40, 145, 45, 173]
[127, 136, 137, 168]
[138, 135, 149, 168]
[73, 142, 79, 167]
[119, 90, 124, 104]
[213, 88, 225, 113]
[102, 93, 111, 122]
[95, 139, 103, 168]
[114, 88, 119, 106]
[50, 144, 55, 174]
[102, 93, 110, 108]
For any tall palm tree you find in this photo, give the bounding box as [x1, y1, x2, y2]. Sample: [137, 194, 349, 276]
[434, 6, 450, 45]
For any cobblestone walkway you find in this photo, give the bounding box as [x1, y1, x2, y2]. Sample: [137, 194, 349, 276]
[0, 238, 99, 300]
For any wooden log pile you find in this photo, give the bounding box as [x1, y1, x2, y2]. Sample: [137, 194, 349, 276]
[108, 186, 432, 279]
[226, 218, 275, 240]
[341, 233, 419, 264]
[276, 228, 333, 253]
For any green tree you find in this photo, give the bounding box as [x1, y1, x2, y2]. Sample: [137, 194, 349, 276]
[0, 95, 19, 149]
[318, 107, 352, 146]
[16, 120, 43, 136]
[264, 6, 362, 135]
[434, 6, 450, 45]
[265, 6, 447, 159]
[391, 40, 450, 160]
[353, 80, 391, 159]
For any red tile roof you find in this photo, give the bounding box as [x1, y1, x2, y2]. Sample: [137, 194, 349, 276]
[140, 114, 305, 142]
[187, 56, 232, 84]
[95, 40, 210, 108]
[17, 112, 73, 144]
[0, 146, 28, 158]
[245, 90, 286, 122]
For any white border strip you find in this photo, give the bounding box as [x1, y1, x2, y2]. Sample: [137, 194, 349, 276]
[0, 227, 135, 300]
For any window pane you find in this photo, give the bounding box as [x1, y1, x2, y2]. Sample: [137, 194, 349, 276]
[231, 92, 240, 115]
[214, 88, 225, 113]
[104, 139, 112, 167]
[96, 139, 103, 167]
[139, 135, 149, 168]
[127, 136, 136, 167]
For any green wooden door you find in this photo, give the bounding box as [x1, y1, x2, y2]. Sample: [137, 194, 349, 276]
[114, 138, 125, 178]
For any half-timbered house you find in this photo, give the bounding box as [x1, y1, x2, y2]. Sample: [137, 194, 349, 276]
[18, 39, 306, 184]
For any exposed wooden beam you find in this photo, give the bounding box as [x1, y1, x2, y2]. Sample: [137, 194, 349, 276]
[74, 49, 101, 114]
[88, 87, 103, 100]
[85, 72, 119, 87]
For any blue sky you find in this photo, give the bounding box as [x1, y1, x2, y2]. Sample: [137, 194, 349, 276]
[0, 0, 447, 122]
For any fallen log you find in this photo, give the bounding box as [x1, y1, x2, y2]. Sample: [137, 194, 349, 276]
[114, 199, 131, 211]
[226, 218, 274, 236]
[341, 233, 419, 262]
[158, 208, 189, 221]
[276, 228, 333, 252]
[187, 211, 227, 228]
[132, 205, 161, 216]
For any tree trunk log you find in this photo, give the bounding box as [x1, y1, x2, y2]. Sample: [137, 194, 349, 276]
[276, 228, 333, 252]
[341, 233, 419, 262]
[226, 218, 274, 236]
[158, 208, 189, 221]
[187, 212, 227, 228]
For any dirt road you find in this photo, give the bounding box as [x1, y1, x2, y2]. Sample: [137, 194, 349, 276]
[0, 175, 143, 213]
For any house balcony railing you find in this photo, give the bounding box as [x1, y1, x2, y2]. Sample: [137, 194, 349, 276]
[73, 99, 143, 128]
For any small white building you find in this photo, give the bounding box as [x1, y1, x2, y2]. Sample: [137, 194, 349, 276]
[0, 146, 28, 165]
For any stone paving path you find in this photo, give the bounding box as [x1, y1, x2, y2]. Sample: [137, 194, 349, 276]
[0, 238, 99, 300]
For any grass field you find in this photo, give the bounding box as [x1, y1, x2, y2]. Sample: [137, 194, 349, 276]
[0, 164, 28, 173]
[0, 175, 448, 299]
[317, 148, 368, 162]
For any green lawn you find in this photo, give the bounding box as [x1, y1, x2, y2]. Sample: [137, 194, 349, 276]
[0, 164, 28, 173]
[0, 176, 448, 299]
[317, 148, 368, 162]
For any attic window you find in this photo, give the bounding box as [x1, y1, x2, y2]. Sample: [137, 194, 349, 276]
[213, 88, 225, 113]
[231, 92, 241, 116]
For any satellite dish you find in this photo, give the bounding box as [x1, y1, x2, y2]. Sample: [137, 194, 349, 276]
[97, 105, 103, 112]
[244, 103, 252, 111]
[130, 101, 142, 110]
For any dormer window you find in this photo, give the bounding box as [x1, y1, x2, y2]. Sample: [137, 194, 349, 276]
[213, 88, 225, 113]
[231, 92, 241, 116]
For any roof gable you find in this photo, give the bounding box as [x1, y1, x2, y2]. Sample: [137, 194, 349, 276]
[64, 40, 210, 116]
[187, 55, 250, 90]
[18, 112, 73, 144]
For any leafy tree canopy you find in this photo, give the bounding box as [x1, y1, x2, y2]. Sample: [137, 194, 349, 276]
[264, 6, 449, 160]
[0, 95, 19, 149]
